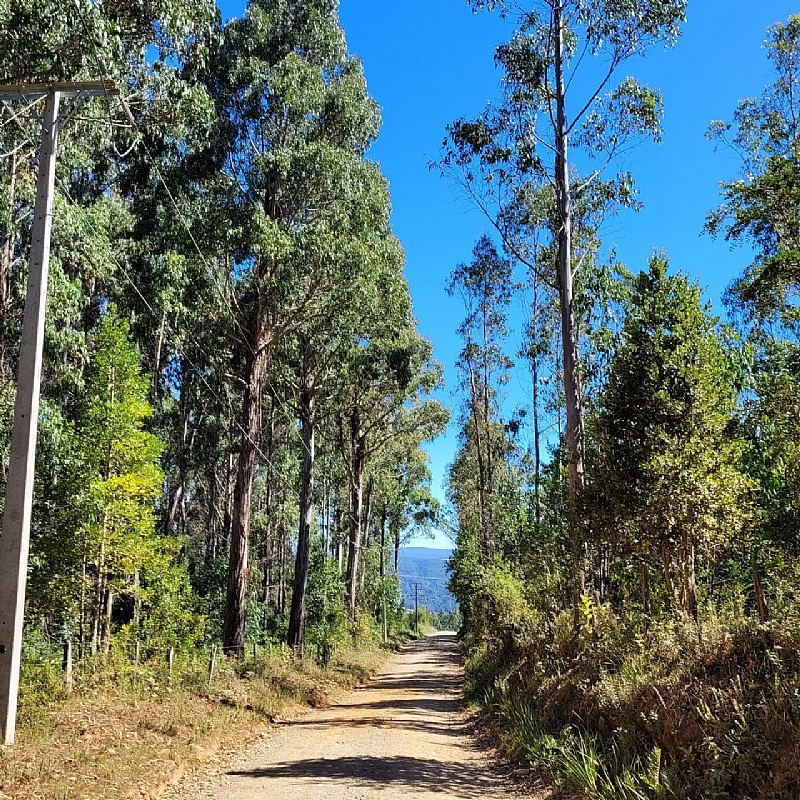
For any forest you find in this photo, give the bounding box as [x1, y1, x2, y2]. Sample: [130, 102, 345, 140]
[1, 0, 800, 798]
[443, 2, 800, 798]
[0, 0, 448, 693]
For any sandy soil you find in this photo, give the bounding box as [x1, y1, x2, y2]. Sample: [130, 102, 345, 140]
[164, 632, 553, 800]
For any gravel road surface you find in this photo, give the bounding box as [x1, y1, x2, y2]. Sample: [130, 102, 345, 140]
[168, 631, 547, 800]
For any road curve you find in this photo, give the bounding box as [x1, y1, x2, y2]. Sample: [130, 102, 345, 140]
[168, 632, 539, 800]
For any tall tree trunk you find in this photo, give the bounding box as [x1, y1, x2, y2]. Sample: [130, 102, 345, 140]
[336, 504, 344, 571]
[363, 476, 374, 548]
[379, 504, 387, 582]
[288, 345, 315, 651]
[359, 475, 375, 593]
[91, 521, 108, 657]
[380, 504, 388, 643]
[469, 367, 490, 557]
[102, 588, 113, 655]
[165, 365, 193, 537]
[80, 553, 87, 657]
[345, 411, 366, 618]
[532, 346, 542, 533]
[661, 540, 675, 611]
[322, 479, 330, 560]
[278, 512, 288, 616]
[223, 329, 270, 654]
[207, 469, 223, 565]
[554, 1, 586, 625]
[260, 405, 276, 605]
[394, 518, 400, 575]
[482, 301, 495, 547]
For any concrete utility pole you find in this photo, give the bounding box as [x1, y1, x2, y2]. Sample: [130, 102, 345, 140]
[0, 80, 115, 746]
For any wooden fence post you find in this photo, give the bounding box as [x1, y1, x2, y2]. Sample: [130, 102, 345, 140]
[207, 645, 217, 687]
[168, 646, 175, 687]
[62, 639, 73, 692]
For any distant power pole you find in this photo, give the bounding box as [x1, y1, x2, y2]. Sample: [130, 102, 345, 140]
[0, 80, 115, 746]
[415, 584, 419, 636]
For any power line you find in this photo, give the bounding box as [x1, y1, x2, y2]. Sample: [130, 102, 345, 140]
[72, 0, 317, 455]
[67, 0, 315, 495]
[2, 72, 303, 504]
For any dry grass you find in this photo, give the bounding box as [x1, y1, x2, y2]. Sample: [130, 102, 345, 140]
[0, 646, 386, 800]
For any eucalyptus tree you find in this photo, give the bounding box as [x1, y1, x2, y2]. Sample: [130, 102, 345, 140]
[205, 0, 409, 653]
[441, 0, 685, 616]
[0, 0, 218, 647]
[708, 16, 800, 329]
[447, 235, 512, 557]
[0, 0, 217, 366]
[287, 227, 406, 649]
[335, 308, 447, 618]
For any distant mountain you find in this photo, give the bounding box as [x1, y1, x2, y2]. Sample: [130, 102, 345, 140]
[397, 547, 457, 613]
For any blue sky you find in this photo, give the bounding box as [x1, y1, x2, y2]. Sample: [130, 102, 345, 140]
[218, 1, 799, 548]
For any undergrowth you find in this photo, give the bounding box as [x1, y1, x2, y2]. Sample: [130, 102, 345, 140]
[468, 612, 800, 800]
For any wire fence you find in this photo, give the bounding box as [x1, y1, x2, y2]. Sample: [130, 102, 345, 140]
[20, 635, 315, 699]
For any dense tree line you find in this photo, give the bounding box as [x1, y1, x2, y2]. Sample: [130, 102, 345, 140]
[0, 0, 446, 660]
[444, 4, 800, 797]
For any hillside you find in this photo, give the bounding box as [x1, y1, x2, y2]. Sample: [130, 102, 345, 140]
[398, 547, 457, 613]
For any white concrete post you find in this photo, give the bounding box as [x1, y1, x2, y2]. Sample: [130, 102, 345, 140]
[0, 90, 60, 746]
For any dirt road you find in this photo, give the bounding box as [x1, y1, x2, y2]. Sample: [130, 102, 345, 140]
[169, 632, 549, 800]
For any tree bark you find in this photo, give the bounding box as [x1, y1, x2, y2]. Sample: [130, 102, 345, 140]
[469, 367, 491, 557]
[345, 410, 366, 617]
[91, 529, 107, 657]
[394, 518, 400, 576]
[379, 504, 387, 582]
[554, 1, 586, 626]
[260, 405, 275, 606]
[278, 514, 287, 616]
[359, 475, 375, 593]
[102, 588, 113, 655]
[223, 330, 270, 655]
[336, 504, 344, 571]
[532, 341, 542, 533]
[288, 343, 315, 651]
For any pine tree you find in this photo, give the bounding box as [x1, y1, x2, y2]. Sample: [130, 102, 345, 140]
[587, 257, 748, 618]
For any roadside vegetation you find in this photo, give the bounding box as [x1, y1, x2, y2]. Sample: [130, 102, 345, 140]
[0, 0, 445, 789]
[1, 613, 422, 800]
[0, 0, 445, 731]
[2, 0, 800, 798]
[443, 5, 800, 799]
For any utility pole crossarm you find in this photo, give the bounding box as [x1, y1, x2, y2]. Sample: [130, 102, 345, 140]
[0, 80, 117, 100]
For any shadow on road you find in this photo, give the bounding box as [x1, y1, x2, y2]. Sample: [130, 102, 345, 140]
[227, 634, 500, 797]
[228, 755, 500, 798]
